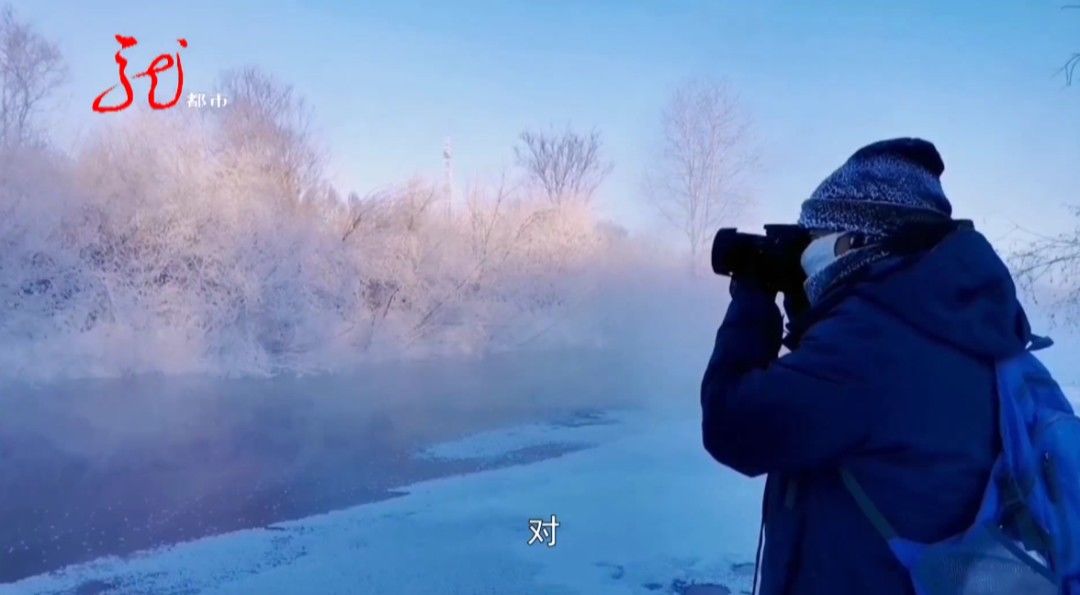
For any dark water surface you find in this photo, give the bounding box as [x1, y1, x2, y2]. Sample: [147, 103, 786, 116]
[0, 346, 694, 583]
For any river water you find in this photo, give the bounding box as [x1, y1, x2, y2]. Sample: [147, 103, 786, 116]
[0, 345, 696, 583]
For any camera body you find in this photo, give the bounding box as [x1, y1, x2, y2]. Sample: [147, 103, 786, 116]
[711, 219, 973, 293]
[711, 224, 811, 292]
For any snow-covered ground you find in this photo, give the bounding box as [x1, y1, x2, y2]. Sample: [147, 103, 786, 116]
[2, 408, 764, 595]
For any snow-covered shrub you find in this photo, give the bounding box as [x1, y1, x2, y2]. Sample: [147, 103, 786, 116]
[338, 178, 613, 356]
[1011, 208, 1080, 327]
[0, 110, 633, 379]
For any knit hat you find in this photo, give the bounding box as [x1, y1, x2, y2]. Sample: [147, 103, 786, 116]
[797, 138, 954, 303]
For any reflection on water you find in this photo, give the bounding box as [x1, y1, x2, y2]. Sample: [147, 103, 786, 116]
[0, 347, 690, 583]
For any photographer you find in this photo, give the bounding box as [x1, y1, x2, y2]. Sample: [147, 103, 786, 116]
[701, 139, 1033, 595]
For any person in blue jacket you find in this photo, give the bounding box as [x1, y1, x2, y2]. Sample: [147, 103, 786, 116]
[700, 138, 1034, 595]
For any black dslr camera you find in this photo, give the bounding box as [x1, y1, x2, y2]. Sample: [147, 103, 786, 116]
[711, 219, 973, 293]
[711, 224, 811, 293]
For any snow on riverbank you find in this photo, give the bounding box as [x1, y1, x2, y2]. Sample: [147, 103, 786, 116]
[8, 380, 1077, 595]
[3, 408, 764, 595]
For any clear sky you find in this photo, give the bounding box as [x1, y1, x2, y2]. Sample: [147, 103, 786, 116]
[13, 0, 1080, 242]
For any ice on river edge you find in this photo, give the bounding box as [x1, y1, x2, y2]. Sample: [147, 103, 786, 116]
[7, 387, 1078, 595]
[3, 407, 764, 595]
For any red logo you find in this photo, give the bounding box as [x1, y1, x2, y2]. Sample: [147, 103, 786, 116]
[92, 35, 187, 113]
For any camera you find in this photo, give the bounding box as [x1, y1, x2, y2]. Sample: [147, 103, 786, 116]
[712, 219, 974, 292]
[711, 224, 811, 292]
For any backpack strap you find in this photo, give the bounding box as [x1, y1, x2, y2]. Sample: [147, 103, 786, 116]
[842, 466, 1054, 551]
[751, 517, 765, 595]
[1000, 476, 1056, 567]
[844, 466, 1058, 577]
[1013, 506, 1054, 565]
[839, 467, 897, 540]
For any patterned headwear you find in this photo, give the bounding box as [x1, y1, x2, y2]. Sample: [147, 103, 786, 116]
[797, 138, 953, 303]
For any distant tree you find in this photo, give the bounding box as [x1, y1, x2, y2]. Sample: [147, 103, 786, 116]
[0, 4, 65, 147]
[218, 66, 324, 201]
[1012, 212, 1080, 325]
[1016, 5, 1080, 324]
[514, 127, 613, 205]
[645, 79, 753, 265]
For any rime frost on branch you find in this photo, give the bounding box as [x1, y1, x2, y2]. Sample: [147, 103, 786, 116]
[0, 111, 631, 378]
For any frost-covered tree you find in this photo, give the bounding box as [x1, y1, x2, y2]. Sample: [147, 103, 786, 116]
[645, 79, 753, 266]
[0, 59, 625, 378]
[514, 127, 612, 205]
[0, 4, 65, 147]
[218, 66, 325, 202]
[336, 175, 604, 353]
[1012, 209, 1080, 326]
[1015, 7, 1080, 324]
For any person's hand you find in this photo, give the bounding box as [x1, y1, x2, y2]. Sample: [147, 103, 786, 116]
[728, 275, 778, 300]
[782, 287, 810, 322]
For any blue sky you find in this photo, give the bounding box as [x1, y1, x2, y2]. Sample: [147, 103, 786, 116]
[13, 0, 1080, 241]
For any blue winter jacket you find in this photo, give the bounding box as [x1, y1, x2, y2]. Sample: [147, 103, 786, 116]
[701, 229, 1033, 595]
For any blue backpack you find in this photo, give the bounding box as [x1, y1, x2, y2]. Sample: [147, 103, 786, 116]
[840, 341, 1080, 595]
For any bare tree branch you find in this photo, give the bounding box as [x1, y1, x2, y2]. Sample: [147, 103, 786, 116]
[645, 79, 754, 266]
[1063, 4, 1080, 85]
[1012, 205, 1080, 325]
[514, 127, 613, 205]
[0, 4, 65, 147]
[1063, 53, 1080, 86]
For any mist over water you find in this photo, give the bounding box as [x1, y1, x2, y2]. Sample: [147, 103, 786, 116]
[0, 265, 726, 582]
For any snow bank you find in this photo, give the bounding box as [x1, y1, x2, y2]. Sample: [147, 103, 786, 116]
[3, 409, 763, 595]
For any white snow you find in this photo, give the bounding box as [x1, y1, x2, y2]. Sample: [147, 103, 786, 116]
[2, 407, 764, 595]
[416, 411, 633, 463]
